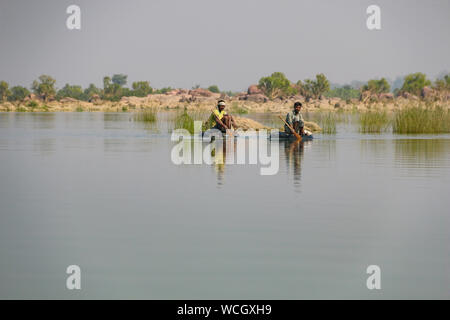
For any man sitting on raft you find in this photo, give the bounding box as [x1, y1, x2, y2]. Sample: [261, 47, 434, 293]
[209, 100, 236, 133]
[285, 101, 310, 136]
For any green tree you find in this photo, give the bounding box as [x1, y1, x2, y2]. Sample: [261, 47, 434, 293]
[325, 85, 360, 100]
[103, 76, 122, 100]
[434, 74, 450, 91]
[83, 84, 101, 101]
[302, 74, 330, 99]
[0, 81, 11, 101]
[400, 72, 431, 96]
[154, 87, 173, 94]
[32, 75, 56, 101]
[132, 81, 153, 97]
[56, 84, 84, 100]
[362, 78, 390, 94]
[9, 86, 31, 101]
[112, 74, 128, 87]
[258, 72, 291, 99]
[207, 85, 220, 93]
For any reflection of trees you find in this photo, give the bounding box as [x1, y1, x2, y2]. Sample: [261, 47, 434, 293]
[394, 139, 450, 168]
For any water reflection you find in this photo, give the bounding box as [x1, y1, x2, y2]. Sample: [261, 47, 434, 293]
[33, 138, 55, 155]
[283, 140, 309, 189]
[394, 139, 450, 173]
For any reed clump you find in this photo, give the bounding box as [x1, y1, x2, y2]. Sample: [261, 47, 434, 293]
[359, 110, 390, 133]
[393, 105, 450, 134]
[174, 109, 209, 134]
[134, 108, 157, 123]
[318, 112, 337, 134]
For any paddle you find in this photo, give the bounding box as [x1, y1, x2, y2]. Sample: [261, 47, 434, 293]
[279, 115, 302, 142]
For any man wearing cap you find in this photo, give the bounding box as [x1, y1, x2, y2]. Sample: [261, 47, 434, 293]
[285, 102, 305, 135]
[210, 100, 236, 133]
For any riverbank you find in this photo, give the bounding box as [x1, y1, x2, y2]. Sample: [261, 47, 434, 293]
[1, 91, 449, 114]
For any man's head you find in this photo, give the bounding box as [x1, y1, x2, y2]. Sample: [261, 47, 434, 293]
[217, 100, 226, 111]
[294, 101, 302, 113]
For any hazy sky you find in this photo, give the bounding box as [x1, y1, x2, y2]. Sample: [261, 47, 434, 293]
[0, 0, 449, 91]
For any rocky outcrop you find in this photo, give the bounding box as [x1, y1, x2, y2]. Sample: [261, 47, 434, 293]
[400, 92, 419, 100]
[421, 86, 437, 99]
[379, 93, 394, 100]
[247, 84, 262, 95]
[189, 88, 215, 97]
[240, 93, 269, 103]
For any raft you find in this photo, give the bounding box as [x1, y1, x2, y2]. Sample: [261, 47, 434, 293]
[270, 131, 314, 141]
[201, 131, 313, 141]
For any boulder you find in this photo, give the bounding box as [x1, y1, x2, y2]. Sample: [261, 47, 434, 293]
[59, 97, 78, 103]
[238, 93, 268, 103]
[401, 92, 419, 100]
[189, 88, 214, 97]
[379, 93, 394, 100]
[421, 86, 436, 99]
[247, 84, 262, 95]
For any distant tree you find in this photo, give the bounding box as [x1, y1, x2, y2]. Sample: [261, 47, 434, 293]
[111, 74, 128, 87]
[258, 72, 291, 99]
[56, 84, 84, 100]
[8, 85, 30, 101]
[32, 75, 56, 101]
[0, 81, 11, 101]
[221, 90, 238, 97]
[434, 74, 450, 91]
[83, 84, 101, 100]
[325, 85, 360, 100]
[362, 78, 391, 94]
[313, 73, 330, 98]
[207, 85, 220, 93]
[192, 84, 200, 89]
[302, 74, 330, 99]
[132, 81, 153, 97]
[154, 87, 173, 94]
[400, 73, 431, 96]
[103, 76, 123, 100]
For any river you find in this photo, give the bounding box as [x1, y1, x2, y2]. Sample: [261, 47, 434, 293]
[0, 112, 449, 299]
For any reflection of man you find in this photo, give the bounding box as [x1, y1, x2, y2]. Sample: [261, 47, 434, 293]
[210, 100, 236, 133]
[284, 140, 306, 186]
[285, 102, 305, 135]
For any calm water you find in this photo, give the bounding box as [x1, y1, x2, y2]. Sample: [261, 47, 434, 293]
[0, 112, 449, 299]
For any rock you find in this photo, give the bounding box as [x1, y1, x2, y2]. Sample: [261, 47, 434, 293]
[379, 93, 394, 100]
[233, 117, 269, 130]
[189, 88, 214, 97]
[421, 86, 436, 99]
[247, 84, 262, 95]
[401, 92, 419, 100]
[59, 97, 78, 103]
[24, 93, 38, 101]
[304, 121, 322, 133]
[245, 94, 268, 103]
[237, 93, 268, 103]
[89, 94, 101, 103]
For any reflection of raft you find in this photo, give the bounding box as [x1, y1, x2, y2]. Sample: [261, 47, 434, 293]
[270, 131, 314, 141]
[201, 131, 313, 141]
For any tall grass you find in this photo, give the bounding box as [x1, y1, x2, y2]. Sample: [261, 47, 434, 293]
[174, 109, 209, 134]
[318, 112, 337, 134]
[393, 106, 450, 134]
[359, 110, 390, 133]
[134, 108, 157, 123]
[230, 102, 249, 115]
